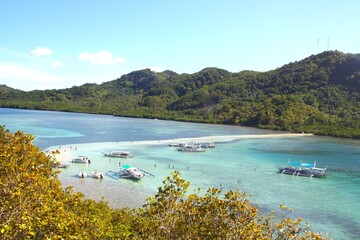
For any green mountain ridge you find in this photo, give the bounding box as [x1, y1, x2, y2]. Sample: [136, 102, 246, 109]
[1, 50, 360, 138]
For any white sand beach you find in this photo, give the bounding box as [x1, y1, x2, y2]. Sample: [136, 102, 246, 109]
[160, 132, 313, 145]
[48, 148, 73, 163]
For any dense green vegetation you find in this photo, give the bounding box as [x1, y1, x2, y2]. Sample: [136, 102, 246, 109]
[1, 51, 360, 138]
[0, 127, 329, 239]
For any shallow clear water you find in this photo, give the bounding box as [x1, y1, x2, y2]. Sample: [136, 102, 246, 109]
[1, 108, 360, 239]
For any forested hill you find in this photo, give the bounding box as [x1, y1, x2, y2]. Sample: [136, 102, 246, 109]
[1, 50, 360, 138]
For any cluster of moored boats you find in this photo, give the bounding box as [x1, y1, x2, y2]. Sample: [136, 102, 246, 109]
[53, 141, 216, 180]
[169, 141, 215, 152]
[52, 149, 153, 180]
[78, 165, 147, 180]
[276, 161, 328, 178]
[53, 145, 329, 181]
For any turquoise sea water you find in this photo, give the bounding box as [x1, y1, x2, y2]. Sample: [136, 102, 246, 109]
[1, 108, 360, 239]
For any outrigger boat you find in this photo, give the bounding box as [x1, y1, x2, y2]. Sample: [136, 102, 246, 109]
[102, 150, 132, 158]
[169, 141, 215, 149]
[276, 161, 328, 178]
[106, 165, 154, 180]
[177, 144, 205, 152]
[72, 156, 91, 164]
[119, 164, 145, 180]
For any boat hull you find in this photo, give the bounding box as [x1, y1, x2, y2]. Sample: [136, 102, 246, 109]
[177, 146, 205, 152]
[102, 152, 132, 158]
[91, 171, 104, 179]
[79, 171, 87, 178]
[72, 156, 91, 163]
[278, 167, 327, 178]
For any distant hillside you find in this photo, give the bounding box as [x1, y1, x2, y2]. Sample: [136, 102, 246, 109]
[1, 51, 359, 138]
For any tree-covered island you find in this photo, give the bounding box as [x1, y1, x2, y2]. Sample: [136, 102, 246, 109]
[1, 50, 359, 139]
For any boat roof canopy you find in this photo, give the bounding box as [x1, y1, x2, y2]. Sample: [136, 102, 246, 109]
[121, 164, 132, 169]
[289, 162, 314, 168]
[112, 150, 130, 153]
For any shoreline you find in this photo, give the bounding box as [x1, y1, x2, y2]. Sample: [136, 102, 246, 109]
[3, 107, 355, 140]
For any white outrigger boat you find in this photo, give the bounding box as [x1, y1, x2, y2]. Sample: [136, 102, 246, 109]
[169, 141, 215, 148]
[72, 156, 91, 164]
[91, 170, 104, 179]
[102, 150, 132, 158]
[177, 144, 205, 152]
[79, 170, 87, 178]
[119, 164, 145, 180]
[276, 161, 328, 178]
[105, 164, 154, 180]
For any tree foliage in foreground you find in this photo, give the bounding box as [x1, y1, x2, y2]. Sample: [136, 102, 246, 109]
[132, 172, 329, 240]
[0, 127, 131, 239]
[0, 128, 330, 239]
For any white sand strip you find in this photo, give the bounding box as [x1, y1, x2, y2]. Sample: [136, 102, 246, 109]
[45, 147, 76, 163]
[46, 133, 313, 160]
[159, 133, 313, 145]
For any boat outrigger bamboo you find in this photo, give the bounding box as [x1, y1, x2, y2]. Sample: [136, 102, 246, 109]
[276, 160, 328, 178]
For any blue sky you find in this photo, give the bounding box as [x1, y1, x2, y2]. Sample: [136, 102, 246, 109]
[1, 1, 359, 91]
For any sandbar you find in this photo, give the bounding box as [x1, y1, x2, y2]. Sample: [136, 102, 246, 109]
[48, 132, 312, 162]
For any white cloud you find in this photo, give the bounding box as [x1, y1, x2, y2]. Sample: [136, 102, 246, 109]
[52, 60, 64, 68]
[149, 67, 164, 72]
[78, 50, 125, 65]
[0, 63, 65, 90]
[30, 47, 53, 56]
